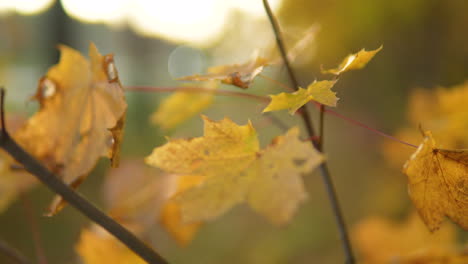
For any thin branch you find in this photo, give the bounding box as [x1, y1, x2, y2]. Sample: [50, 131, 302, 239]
[128, 85, 415, 148]
[319, 104, 325, 151]
[324, 108, 418, 148]
[0, 89, 168, 264]
[125, 86, 269, 102]
[0, 238, 31, 264]
[262, 1, 355, 263]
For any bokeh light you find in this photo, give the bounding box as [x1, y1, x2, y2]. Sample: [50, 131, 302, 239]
[0, 0, 55, 15]
[61, 0, 128, 23]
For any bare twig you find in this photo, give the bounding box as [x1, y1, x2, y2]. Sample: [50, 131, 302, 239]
[0, 88, 168, 264]
[262, 1, 355, 263]
[125, 85, 269, 102]
[0, 238, 31, 264]
[319, 104, 325, 150]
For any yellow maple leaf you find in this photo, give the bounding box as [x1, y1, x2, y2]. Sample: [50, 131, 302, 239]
[353, 212, 466, 264]
[14, 43, 127, 215]
[103, 160, 202, 245]
[75, 226, 145, 264]
[160, 175, 205, 246]
[146, 116, 324, 225]
[383, 81, 468, 168]
[321, 45, 382, 75]
[263, 80, 338, 114]
[403, 131, 468, 231]
[177, 55, 268, 89]
[151, 81, 218, 130]
[0, 115, 36, 213]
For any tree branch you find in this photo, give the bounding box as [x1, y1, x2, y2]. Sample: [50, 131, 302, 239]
[262, 1, 355, 263]
[0, 238, 31, 264]
[0, 88, 168, 264]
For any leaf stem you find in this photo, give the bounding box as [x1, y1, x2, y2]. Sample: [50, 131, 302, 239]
[324, 108, 418, 148]
[0, 89, 168, 264]
[125, 85, 269, 102]
[262, 1, 355, 263]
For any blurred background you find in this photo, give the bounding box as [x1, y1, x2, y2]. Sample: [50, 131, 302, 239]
[0, 0, 467, 263]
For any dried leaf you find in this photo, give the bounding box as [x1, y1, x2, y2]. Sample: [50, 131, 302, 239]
[321, 45, 382, 75]
[14, 43, 127, 215]
[151, 81, 218, 130]
[383, 81, 468, 167]
[0, 115, 36, 213]
[403, 131, 468, 231]
[177, 56, 268, 89]
[76, 226, 145, 264]
[146, 116, 324, 225]
[353, 212, 465, 264]
[268, 24, 320, 65]
[263, 80, 338, 114]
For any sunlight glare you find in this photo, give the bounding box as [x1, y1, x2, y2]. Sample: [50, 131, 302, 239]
[0, 0, 55, 15]
[61, 0, 127, 23]
[129, 0, 229, 45]
[229, 0, 282, 18]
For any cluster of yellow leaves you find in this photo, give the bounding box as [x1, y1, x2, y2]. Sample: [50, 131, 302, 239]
[262, 46, 382, 114]
[353, 212, 467, 264]
[76, 225, 145, 264]
[151, 81, 218, 130]
[403, 131, 468, 231]
[13, 43, 127, 215]
[146, 116, 324, 227]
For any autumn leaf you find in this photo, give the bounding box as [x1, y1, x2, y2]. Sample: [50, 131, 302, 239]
[321, 45, 382, 75]
[383, 81, 468, 167]
[268, 24, 320, 65]
[0, 151, 36, 213]
[403, 131, 468, 231]
[14, 43, 127, 215]
[151, 81, 218, 130]
[177, 55, 268, 89]
[146, 116, 324, 225]
[160, 175, 205, 245]
[76, 225, 145, 264]
[0, 115, 36, 213]
[263, 80, 338, 114]
[103, 160, 202, 245]
[353, 212, 466, 264]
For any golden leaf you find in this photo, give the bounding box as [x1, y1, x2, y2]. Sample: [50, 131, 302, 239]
[104, 160, 202, 245]
[263, 80, 338, 114]
[151, 81, 218, 130]
[14, 43, 127, 215]
[75, 226, 145, 264]
[321, 45, 382, 75]
[403, 131, 468, 231]
[177, 56, 268, 89]
[0, 115, 36, 213]
[383, 81, 468, 167]
[353, 212, 465, 264]
[160, 175, 205, 246]
[146, 116, 324, 225]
